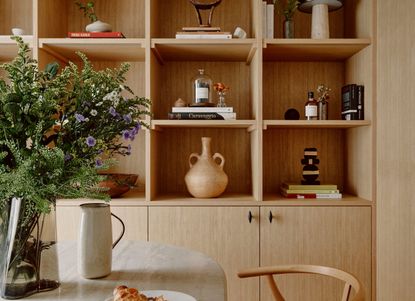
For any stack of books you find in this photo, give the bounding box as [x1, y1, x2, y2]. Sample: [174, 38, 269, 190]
[67, 32, 125, 38]
[176, 27, 232, 39]
[280, 183, 342, 199]
[168, 106, 236, 120]
[341, 84, 364, 120]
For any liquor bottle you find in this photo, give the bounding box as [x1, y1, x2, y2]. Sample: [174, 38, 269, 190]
[191, 69, 213, 106]
[305, 91, 318, 120]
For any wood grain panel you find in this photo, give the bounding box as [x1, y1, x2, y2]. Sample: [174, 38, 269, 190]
[56, 205, 148, 241]
[260, 206, 371, 301]
[154, 0, 253, 38]
[156, 128, 252, 195]
[263, 129, 345, 194]
[344, 0, 372, 38]
[263, 62, 345, 120]
[0, 0, 33, 35]
[156, 61, 252, 120]
[149, 207, 260, 301]
[39, 0, 145, 38]
[377, 0, 415, 300]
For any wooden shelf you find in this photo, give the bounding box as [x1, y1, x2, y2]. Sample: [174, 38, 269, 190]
[151, 120, 257, 131]
[263, 39, 371, 61]
[263, 120, 371, 129]
[0, 35, 33, 61]
[263, 193, 372, 206]
[57, 190, 146, 206]
[39, 38, 146, 62]
[151, 39, 257, 64]
[152, 193, 257, 204]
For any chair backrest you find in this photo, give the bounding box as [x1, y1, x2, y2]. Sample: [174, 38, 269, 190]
[238, 264, 364, 301]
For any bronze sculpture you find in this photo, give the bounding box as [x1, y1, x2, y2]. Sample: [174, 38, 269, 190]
[189, 0, 222, 28]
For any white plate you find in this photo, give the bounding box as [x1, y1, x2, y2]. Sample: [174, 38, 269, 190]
[105, 290, 197, 301]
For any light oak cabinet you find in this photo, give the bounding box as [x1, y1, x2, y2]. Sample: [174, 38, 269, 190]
[260, 207, 371, 301]
[148, 207, 260, 301]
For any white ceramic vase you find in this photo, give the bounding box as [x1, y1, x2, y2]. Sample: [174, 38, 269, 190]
[78, 203, 125, 279]
[85, 20, 112, 32]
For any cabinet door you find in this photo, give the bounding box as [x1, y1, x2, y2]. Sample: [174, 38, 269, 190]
[149, 207, 259, 301]
[260, 207, 371, 301]
[56, 205, 148, 241]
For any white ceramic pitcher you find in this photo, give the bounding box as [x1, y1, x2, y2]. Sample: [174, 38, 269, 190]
[78, 203, 125, 279]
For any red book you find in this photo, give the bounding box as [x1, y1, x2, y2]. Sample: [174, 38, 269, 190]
[67, 32, 125, 38]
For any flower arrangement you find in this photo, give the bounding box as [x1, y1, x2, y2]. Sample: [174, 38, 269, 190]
[75, 0, 98, 23]
[0, 37, 150, 299]
[213, 83, 229, 107]
[274, 0, 300, 20]
[0, 37, 150, 211]
[317, 84, 331, 102]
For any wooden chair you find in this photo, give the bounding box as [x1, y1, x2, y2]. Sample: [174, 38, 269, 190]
[238, 264, 364, 301]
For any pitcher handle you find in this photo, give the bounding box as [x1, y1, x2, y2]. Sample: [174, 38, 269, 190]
[213, 153, 225, 169]
[111, 213, 125, 249]
[189, 153, 200, 168]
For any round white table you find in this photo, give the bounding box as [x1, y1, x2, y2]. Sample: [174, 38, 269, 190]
[1, 241, 226, 301]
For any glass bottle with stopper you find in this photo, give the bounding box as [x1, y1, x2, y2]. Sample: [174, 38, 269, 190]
[191, 69, 213, 106]
[305, 91, 318, 120]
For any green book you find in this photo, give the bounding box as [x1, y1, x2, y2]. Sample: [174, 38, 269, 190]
[282, 183, 338, 190]
[282, 188, 340, 194]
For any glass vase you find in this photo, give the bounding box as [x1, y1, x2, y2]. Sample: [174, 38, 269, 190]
[216, 91, 227, 107]
[0, 198, 59, 299]
[283, 19, 294, 39]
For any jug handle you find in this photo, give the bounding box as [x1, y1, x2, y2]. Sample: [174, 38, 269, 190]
[111, 213, 125, 249]
[189, 153, 200, 168]
[213, 153, 225, 169]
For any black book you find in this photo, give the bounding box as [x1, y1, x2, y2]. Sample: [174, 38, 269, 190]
[357, 85, 364, 120]
[168, 112, 236, 120]
[341, 84, 358, 120]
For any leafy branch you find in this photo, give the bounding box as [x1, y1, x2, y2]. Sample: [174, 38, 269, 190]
[75, 1, 98, 23]
[274, 0, 300, 20]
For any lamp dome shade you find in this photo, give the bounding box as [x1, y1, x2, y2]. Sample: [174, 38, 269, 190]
[298, 0, 344, 13]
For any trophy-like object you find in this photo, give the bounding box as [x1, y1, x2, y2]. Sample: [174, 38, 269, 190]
[179, 0, 230, 37]
[189, 0, 222, 29]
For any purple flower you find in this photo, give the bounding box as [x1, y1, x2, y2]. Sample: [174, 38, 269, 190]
[64, 154, 72, 161]
[86, 136, 96, 147]
[75, 113, 86, 122]
[109, 107, 117, 117]
[126, 144, 132, 155]
[122, 130, 130, 140]
[95, 158, 103, 167]
[135, 122, 141, 130]
[123, 114, 132, 123]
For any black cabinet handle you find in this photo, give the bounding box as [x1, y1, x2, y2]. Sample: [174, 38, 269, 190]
[248, 211, 253, 223]
[269, 211, 273, 223]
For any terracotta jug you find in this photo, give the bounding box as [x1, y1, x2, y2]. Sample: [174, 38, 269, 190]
[78, 203, 125, 279]
[185, 137, 228, 198]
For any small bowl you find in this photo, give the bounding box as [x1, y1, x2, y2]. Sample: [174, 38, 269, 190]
[11, 28, 25, 36]
[98, 173, 138, 198]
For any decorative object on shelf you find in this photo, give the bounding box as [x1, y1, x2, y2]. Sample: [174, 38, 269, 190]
[0, 37, 150, 299]
[68, 32, 125, 38]
[316, 84, 330, 120]
[301, 148, 320, 185]
[188, 0, 222, 29]
[185, 137, 228, 198]
[174, 98, 187, 107]
[298, 0, 344, 39]
[98, 174, 138, 198]
[214, 82, 229, 107]
[304, 91, 318, 120]
[75, 1, 112, 32]
[232, 26, 247, 39]
[191, 69, 214, 107]
[280, 182, 341, 198]
[11, 28, 25, 36]
[341, 84, 364, 120]
[284, 108, 300, 120]
[274, 0, 300, 38]
[78, 203, 125, 279]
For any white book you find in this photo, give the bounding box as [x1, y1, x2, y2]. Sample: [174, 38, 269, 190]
[172, 107, 234, 113]
[262, 2, 267, 38]
[176, 34, 232, 39]
[168, 112, 236, 120]
[266, 4, 274, 39]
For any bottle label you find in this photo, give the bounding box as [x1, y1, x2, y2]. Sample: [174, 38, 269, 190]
[305, 105, 317, 117]
[196, 87, 209, 102]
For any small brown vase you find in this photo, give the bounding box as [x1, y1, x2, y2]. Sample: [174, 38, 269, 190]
[185, 137, 228, 198]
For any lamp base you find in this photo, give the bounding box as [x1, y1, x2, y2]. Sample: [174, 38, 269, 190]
[311, 4, 330, 39]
